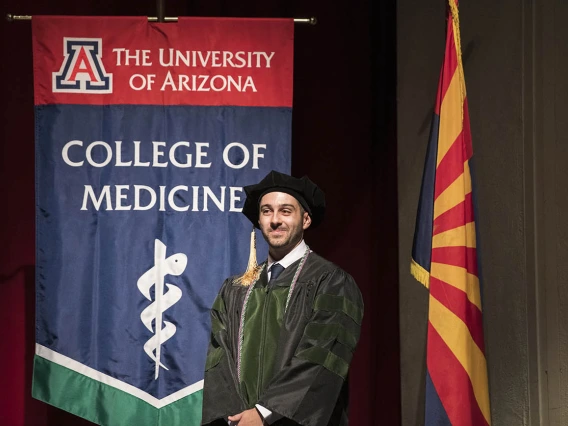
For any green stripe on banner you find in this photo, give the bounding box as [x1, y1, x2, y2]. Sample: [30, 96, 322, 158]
[32, 355, 203, 426]
[160, 393, 203, 426]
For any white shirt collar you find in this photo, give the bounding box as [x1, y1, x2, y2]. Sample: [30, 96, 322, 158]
[268, 239, 307, 271]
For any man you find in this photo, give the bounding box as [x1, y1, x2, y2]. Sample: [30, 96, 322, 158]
[201, 171, 363, 426]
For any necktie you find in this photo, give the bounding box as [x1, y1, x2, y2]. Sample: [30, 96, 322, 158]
[269, 263, 285, 283]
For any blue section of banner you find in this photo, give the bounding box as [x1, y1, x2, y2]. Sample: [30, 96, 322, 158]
[36, 104, 291, 399]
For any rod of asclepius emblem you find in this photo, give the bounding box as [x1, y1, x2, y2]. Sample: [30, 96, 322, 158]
[137, 239, 188, 379]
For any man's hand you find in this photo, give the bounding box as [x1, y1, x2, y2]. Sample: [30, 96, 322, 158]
[228, 408, 264, 425]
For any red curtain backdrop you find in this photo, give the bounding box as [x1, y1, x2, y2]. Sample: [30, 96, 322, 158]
[0, 0, 399, 425]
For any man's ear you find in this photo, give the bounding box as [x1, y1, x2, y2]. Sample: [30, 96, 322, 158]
[302, 212, 312, 230]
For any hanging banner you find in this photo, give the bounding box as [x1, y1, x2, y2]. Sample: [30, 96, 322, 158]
[31, 16, 293, 426]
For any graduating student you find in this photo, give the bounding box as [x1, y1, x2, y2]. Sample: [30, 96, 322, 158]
[201, 171, 363, 426]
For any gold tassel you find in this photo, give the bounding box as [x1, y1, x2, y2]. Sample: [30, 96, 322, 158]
[235, 227, 263, 286]
[410, 258, 430, 289]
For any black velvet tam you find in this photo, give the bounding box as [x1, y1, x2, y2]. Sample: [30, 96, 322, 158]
[242, 171, 326, 228]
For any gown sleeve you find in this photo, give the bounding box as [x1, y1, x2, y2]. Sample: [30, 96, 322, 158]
[201, 279, 246, 426]
[258, 268, 364, 426]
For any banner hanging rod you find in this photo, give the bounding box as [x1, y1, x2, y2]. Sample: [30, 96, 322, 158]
[5, 14, 317, 25]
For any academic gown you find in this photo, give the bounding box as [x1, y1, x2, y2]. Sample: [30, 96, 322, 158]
[201, 253, 364, 426]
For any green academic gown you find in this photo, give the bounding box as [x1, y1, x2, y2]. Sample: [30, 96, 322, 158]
[201, 253, 364, 426]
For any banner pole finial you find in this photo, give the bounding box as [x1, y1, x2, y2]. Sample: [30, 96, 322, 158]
[156, 0, 165, 23]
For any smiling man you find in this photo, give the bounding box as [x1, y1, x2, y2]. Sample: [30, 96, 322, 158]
[201, 171, 364, 426]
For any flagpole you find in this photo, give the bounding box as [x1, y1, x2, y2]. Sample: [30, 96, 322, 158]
[5, 14, 317, 24]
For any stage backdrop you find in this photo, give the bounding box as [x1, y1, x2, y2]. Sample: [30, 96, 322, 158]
[31, 16, 293, 426]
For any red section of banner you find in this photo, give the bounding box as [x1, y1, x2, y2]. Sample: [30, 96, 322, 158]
[32, 16, 293, 107]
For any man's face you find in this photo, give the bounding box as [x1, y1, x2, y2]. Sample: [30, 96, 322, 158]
[258, 192, 311, 254]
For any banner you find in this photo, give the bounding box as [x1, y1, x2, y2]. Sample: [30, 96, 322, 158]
[32, 16, 293, 426]
[410, 1, 491, 425]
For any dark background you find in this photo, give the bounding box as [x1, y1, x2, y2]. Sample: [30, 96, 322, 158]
[0, 0, 399, 425]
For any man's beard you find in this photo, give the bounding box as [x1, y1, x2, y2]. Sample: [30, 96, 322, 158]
[261, 226, 301, 250]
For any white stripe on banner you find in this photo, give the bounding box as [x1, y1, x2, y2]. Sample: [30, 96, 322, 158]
[36, 344, 203, 409]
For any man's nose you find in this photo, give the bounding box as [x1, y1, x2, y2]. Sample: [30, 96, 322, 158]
[270, 213, 282, 227]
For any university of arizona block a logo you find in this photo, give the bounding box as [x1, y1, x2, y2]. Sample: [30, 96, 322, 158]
[52, 38, 112, 93]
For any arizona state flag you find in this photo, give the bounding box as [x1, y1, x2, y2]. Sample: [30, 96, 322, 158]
[411, 2, 491, 425]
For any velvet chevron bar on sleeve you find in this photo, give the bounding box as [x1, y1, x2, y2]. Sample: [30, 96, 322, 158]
[411, 2, 492, 425]
[31, 16, 293, 426]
